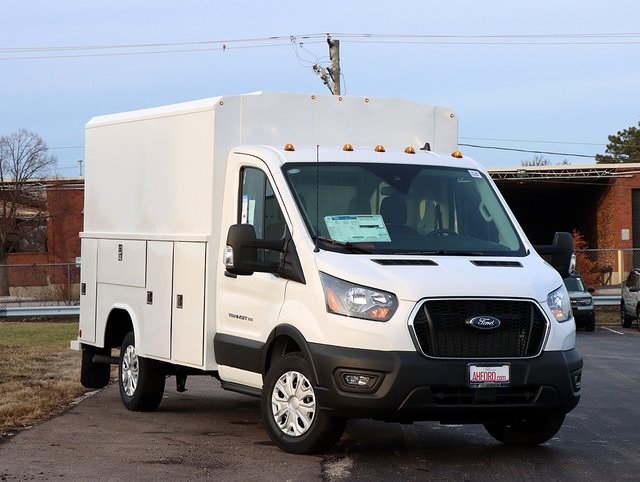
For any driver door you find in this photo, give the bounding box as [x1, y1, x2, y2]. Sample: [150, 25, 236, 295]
[218, 163, 289, 345]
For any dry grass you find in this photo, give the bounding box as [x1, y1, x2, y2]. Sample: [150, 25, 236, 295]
[0, 320, 91, 436]
[595, 306, 620, 325]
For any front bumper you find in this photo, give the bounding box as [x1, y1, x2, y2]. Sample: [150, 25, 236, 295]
[572, 306, 595, 324]
[309, 343, 582, 424]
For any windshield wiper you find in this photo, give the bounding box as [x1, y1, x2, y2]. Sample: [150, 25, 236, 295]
[315, 236, 373, 254]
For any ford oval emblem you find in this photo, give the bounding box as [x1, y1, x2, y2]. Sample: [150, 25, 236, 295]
[467, 316, 502, 330]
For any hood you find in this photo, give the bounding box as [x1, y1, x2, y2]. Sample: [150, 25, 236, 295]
[315, 251, 563, 304]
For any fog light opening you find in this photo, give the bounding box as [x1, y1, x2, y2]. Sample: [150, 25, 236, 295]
[336, 369, 382, 393]
[571, 369, 582, 393]
[344, 374, 373, 387]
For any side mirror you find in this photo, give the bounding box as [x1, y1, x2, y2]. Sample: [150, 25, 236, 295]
[224, 224, 286, 276]
[225, 224, 258, 276]
[587, 287, 595, 294]
[533, 232, 575, 279]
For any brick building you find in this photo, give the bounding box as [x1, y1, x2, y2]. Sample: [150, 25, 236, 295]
[2, 179, 84, 302]
[6, 178, 84, 265]
[491, 163, 640, 286]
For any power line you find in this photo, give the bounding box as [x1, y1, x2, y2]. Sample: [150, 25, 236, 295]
[49, 145, 83, 150]
[459, 143, 596, 158]
[1, 31, 638, 61]
[460, 136, 605, 147]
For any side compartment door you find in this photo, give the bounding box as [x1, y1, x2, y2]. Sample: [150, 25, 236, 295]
[171, 241, 206, 366]
[79, 238, 98, 344]
[143, 241, 174, 359]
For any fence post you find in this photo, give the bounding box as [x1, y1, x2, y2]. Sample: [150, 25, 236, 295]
[66, 264, 71, 306]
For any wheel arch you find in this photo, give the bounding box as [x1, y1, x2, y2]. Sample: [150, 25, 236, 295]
[262, 324, 320, 384]
[103, 306, 136, 349]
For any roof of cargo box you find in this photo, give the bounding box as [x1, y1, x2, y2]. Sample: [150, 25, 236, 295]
[86, 91, 459, 154]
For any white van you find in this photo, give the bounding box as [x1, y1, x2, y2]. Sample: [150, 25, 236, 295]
[72, 92, 582, 453]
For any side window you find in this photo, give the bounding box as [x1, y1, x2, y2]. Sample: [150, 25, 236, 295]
[240, 167, 285, 241]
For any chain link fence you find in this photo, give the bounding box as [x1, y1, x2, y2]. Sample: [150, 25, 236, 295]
[575, 248, 640, 294]
[0, 263, 80, 308]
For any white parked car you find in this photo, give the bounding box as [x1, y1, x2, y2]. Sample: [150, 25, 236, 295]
[621, 269, 640, 328]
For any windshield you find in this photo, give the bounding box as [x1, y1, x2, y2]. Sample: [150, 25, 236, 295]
[283, 162, 525, 256]
[564, 276, 586, 292]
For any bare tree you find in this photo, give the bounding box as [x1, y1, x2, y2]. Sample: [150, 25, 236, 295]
[521, 155, 571, 166]
[521, 155, 551, 166]
[0, 129, 57, 295]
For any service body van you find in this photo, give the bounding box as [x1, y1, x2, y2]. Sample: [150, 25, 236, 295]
[72, 92, 582, 453]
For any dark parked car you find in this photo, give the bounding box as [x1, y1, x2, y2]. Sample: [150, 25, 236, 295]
[621, 268, 640, 328]
[564, 272, 595, 331]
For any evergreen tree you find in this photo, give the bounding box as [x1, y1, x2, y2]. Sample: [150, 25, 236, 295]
[595, 122, 640, 164]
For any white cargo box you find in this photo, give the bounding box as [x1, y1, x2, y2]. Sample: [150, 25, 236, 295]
[83, 92, 457, 238]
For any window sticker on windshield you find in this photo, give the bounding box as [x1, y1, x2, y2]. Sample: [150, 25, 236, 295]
[469, 170, 482, 178]
[324, 215, 391, 243]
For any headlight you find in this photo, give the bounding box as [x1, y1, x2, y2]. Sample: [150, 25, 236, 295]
[320, 272, 398, 322]
[547, 286, 572, 322]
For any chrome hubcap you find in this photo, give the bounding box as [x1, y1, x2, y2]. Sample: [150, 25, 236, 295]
[121, 344, 139, 397]
[271, 370, 316, 436]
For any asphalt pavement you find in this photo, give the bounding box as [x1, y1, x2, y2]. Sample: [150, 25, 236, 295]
[1, 325, 639, 481]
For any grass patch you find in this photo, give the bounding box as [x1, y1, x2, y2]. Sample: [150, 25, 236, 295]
[0, 320, 91, 436]
[595, 306, 620, 325]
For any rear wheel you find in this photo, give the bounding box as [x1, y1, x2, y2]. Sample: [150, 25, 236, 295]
[483, 412, 565, 446]
[261, 352, 346, 454]
[118, 331, 166, 411]
[621, 303, 632, 328]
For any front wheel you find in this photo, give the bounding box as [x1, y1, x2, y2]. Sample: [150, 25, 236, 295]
[483, 412, 565, 446]
[118, 331, 166, 411]
[261, 353, 346, 454]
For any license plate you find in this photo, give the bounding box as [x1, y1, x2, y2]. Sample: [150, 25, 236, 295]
[468, 364, 510, 388]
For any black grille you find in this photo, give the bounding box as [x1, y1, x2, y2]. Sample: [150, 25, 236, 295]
[411, 299, 547, 358]
[430, 386, 542, 405]
[470, 260, 523, 268]
[372, 259, 438, 266]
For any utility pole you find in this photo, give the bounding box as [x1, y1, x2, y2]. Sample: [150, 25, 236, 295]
[312, 37, 341, 95]
[327, 37, 341, 95]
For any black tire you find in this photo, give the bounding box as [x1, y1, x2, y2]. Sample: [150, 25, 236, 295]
[261, 352, 346, 454]
[483, 412, 565, 446]
[621, 303, 632, 328]
[118, 331, 166, 412]
[585, 318, 596, 332]
[80, 346, 110, 389]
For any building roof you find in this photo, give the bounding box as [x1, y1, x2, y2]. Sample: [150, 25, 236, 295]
[489, 162, 640, 181]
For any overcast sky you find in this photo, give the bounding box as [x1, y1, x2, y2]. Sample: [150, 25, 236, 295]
[2, 1, 639, 175]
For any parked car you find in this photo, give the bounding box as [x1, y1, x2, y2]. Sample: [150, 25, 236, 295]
[621, 268, 640, 328]
[564, 272, 595, 331]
